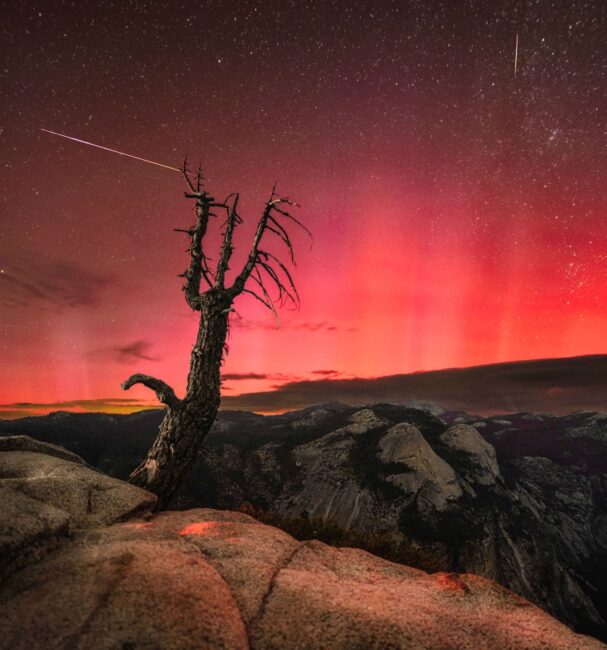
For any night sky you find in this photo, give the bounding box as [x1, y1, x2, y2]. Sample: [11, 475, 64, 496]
[1, 1, 605, 416]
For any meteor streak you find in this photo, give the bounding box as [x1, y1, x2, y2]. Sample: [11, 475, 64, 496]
[514, 33, 519, 78]
[40, 128, 181, 172]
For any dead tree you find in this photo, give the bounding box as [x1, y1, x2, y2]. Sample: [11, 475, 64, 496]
[121, 162, 309, 508]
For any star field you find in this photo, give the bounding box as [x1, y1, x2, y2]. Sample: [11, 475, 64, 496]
[0, 0, 605, 413]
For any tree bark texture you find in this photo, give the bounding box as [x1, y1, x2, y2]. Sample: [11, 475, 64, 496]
[127, 291, 230, 507]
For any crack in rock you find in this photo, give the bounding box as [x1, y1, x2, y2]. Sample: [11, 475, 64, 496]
[59, 551, 134, 649]
[248, 540, 305, 642]
[174, 535, 253, 649]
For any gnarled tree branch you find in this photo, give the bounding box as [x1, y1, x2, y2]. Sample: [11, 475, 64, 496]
[215, 194, 241, 288]
[227, 188, 309, 315]
[121, 373, 180, 409]
[228, 190, 275, 297]
[178, 160, 214, 309]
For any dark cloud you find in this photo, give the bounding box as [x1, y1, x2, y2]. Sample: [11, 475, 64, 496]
[230, 319, 344, 332]
[221, 372, 270, 381]
[88, 339, 159, 364]
[311, 369, 341, 376]
[221, 372, 297, 382]
[221, 355, 607, 416]
[0, 259, 111, 311]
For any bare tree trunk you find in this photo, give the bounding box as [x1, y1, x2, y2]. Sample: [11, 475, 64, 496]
[128, 290, 230, 507]
[121, 162, 309, 509]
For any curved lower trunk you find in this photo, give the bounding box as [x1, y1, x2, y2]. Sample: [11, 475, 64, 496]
[129, 292, 230, 508]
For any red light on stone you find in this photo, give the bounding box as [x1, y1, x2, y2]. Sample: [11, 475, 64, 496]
[179, 522, 221, 536]
[435, 573, 470, 593]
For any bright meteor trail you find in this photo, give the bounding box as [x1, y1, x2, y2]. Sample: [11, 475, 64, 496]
[41, 128, 181, 172]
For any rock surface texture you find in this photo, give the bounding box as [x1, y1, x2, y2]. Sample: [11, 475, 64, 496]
[0, 436, 156, 578]
[1, 437, 605, 649]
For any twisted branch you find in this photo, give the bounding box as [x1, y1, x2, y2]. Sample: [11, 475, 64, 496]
[228, 187, 308, 314]
[247, 267, 279, 317]
[229, 188, 275, 296]
[121, 374, 180, 409]
[178, 159, 213, 309]
[258, 250, 300, 306]
[215, 194, 241, 288]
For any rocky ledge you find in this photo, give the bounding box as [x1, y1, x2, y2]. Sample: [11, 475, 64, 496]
[0, 436, 604, 650]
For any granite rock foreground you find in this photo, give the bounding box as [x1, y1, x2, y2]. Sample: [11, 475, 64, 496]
[0, 436, 604, 650]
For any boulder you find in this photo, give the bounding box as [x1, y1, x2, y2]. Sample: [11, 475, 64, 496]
[0, 533, 249, 650]
[0, 435, 86, 464]
[0, 435, 156, 576]
[251, 540, 605, 650]
[0, 448, 156, 528]
[0, 484, 70, 576]
[1, 506, 604, 649]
